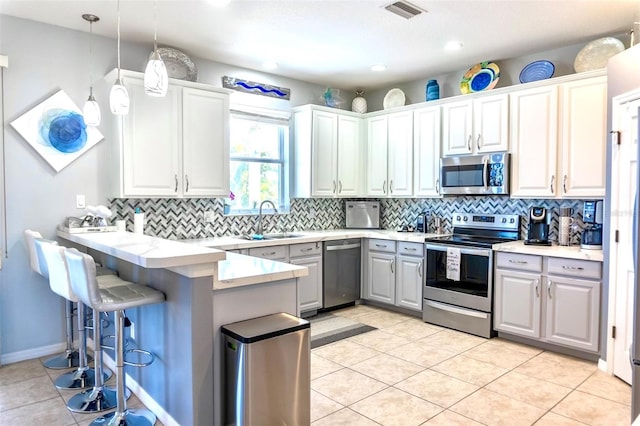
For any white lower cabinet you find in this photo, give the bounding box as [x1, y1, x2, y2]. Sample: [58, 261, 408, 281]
[289, 242, 323, 313]
[494, 252, 601, 353]
[365, 239, 423, 312]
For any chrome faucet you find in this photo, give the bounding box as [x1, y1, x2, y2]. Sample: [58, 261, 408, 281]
[255, 200, 278, 235]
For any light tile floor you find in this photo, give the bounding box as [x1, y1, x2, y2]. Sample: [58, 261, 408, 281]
[0, 304, 633, 426]
[311, 305, 633, 426]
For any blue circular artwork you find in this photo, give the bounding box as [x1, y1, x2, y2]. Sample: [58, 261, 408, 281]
[40, 109, 87, 153]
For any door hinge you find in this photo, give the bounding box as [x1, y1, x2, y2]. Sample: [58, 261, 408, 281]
[610, 130, 621, 145]
[615, 230, 619, 243]
[612, 325, 617, 339]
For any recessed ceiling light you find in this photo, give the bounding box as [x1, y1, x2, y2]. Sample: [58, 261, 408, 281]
[445, 41, 463, 51]
[262, 61, 278, 70]
[371, 64, 387, 72]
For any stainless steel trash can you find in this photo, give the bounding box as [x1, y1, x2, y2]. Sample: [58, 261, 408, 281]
[222, 312, 310, 426]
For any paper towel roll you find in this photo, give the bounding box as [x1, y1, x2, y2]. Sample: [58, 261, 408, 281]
[134, 213, 144, 235]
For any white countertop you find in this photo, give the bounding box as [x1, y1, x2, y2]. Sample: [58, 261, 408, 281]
[493, 240, 604, 262]
[57, 230, 227, 274]
[184, 229, 440, 250]
[214, 252, 308, 290]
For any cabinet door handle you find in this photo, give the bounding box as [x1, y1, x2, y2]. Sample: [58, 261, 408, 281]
[332, 180, 336, 194]
[467, 135, 472, 151]
[418, 261, 423, 277]
[550, 175, 555, 193]
[508, 259, 528, 264]
[436, 179, 440, 194]
[563, 174, 568, 194]
[174, 174, 178, 192]
[535, 279, 540, 298]
[185, 175, 190, 192]
[389, 180, 393, 194]
[547, 281, 552, 298]
[390, 259, 395, 274]
[562, 265, 584, 271]
[338, 180, 343, 193]
[383, 180, 387, 194]
[476, 134, 481, 150]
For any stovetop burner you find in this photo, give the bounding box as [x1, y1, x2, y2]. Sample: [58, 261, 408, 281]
[425, 212, 521, 248]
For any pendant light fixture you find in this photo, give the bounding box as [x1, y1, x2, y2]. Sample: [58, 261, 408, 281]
[143, 0, 168, 97]
[82, 14, 101, 126]
[109, 0, 129, 115]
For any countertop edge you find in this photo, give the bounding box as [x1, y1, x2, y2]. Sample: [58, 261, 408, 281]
[492, 241, 604, 262]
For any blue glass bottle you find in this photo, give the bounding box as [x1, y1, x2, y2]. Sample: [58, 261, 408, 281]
[426, 79, 440, 101]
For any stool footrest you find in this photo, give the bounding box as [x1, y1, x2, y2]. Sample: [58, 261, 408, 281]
[123, 348, 155, 367]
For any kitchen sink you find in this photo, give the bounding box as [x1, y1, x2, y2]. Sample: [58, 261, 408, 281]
[241, 233, 305, 240]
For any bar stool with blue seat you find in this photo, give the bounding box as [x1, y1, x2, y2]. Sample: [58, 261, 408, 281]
[34, 237, 115, 392]
[24, 229, 82, 369]
[65, 247, 165, 426]
[37, 239, 128, 414]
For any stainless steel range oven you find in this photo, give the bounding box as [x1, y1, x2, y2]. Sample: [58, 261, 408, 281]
[423, 213, 519, 338]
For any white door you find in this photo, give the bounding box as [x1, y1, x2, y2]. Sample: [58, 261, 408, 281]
[336, 115, 361, 196]
[311, 110, 338, 196]
[494, 269, 542, 339]
[413, 106, 441, 197]
[509, 86, 559, 198]
[442, 100, 473, 155]
[611, 96, 640, 384]
[365, 116, 389, 196]
[474, 94, 509, 153]
[387, 111, 413, 196]
[182, 88, 229, 196]
[396, 255, 423, 311]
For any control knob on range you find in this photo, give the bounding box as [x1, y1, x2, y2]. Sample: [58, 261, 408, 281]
[501, 218, 507, 223]
[456, 215, 461, 221]
[463, 216, 468, 222]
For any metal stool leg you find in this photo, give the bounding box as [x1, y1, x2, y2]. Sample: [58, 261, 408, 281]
[55, 302, 109, 389]
[90, 310, 156, 426]
[43, 300, 81, 369]
[67, 309, 128, 413]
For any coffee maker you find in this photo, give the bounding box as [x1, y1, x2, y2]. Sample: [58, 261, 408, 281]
[581, 200, 603, 250]
[525, 206, 551, 245]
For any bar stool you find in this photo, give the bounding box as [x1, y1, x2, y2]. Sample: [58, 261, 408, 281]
[24, 229, 83, 369]
[65, 247, 165, 426]
[35, 238, 114, 391]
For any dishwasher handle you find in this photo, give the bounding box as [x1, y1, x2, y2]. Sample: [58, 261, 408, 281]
[325, 243, 361, 251]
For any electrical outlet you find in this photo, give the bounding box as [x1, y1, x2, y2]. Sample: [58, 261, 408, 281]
[309, 208, 316, 218]
[129, 321, 135, 340]
[204, 211, 216, 223]
[76, 194, 86, 209]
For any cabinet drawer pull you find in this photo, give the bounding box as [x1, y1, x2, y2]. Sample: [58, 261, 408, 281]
[547, 281, 552, 298]
[174, 174, 178, 192]
[185, 174, 190, 192]
[550, 175, 555, 193]
[375, 244, 387, 248]
[262, 251, 277, 256]
[508, 259, 528, 264]
[404, 247, 417, 251]
[300, 247, 313, 252]
[562, 265, 584, 271]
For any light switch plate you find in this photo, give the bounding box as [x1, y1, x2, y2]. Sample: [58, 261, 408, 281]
[76, 194, 86, 209]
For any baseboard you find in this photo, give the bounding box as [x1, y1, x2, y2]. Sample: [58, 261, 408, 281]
[0, 342, 67, 365]
[100, 347, 179, 426]
[597, 358, 608, 373]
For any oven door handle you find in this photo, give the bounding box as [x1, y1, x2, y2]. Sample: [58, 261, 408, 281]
[426, 244, 491, 257]
[424, 300, 489, 319]
[483, 157, 489, 191]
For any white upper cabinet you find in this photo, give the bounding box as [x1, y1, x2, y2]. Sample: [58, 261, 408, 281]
[511, 74, 606, 198]
[110, 70, 230, 198]
[413, 106, 441, 197]
[442, 93, 509, 156]
[365, 110, 413, 197]
[293, 106, 361, 197]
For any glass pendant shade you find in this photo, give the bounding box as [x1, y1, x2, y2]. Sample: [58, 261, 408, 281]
[83, 94, 101, 126]
[110, 78, 130, 115]
[144, 49, 168, 96]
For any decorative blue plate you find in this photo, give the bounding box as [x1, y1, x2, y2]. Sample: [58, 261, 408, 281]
[519, 60, 555, 83]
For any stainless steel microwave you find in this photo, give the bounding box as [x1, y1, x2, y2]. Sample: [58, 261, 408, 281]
[440, 153, 510, 195]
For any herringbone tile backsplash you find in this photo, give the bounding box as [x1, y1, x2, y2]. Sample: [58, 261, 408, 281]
[109, 196, 592, 244]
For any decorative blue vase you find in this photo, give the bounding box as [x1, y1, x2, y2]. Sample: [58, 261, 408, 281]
[426, 79, 440, 101]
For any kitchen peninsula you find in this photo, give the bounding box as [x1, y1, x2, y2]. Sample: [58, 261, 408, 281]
[56, 230, 308, 426]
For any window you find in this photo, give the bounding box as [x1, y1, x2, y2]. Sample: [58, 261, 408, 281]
[227, 106, 290, 214]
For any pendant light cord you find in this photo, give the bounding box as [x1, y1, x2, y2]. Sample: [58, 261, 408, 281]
[89, 20, 94, 95]
[153, 0, 158, 51]
[117, 0, 121, 80]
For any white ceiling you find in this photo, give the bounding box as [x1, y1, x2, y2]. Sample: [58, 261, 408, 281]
[1, 0, 638, 89]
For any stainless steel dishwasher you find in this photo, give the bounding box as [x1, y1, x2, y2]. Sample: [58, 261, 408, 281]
[323, 239, 361, 310]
